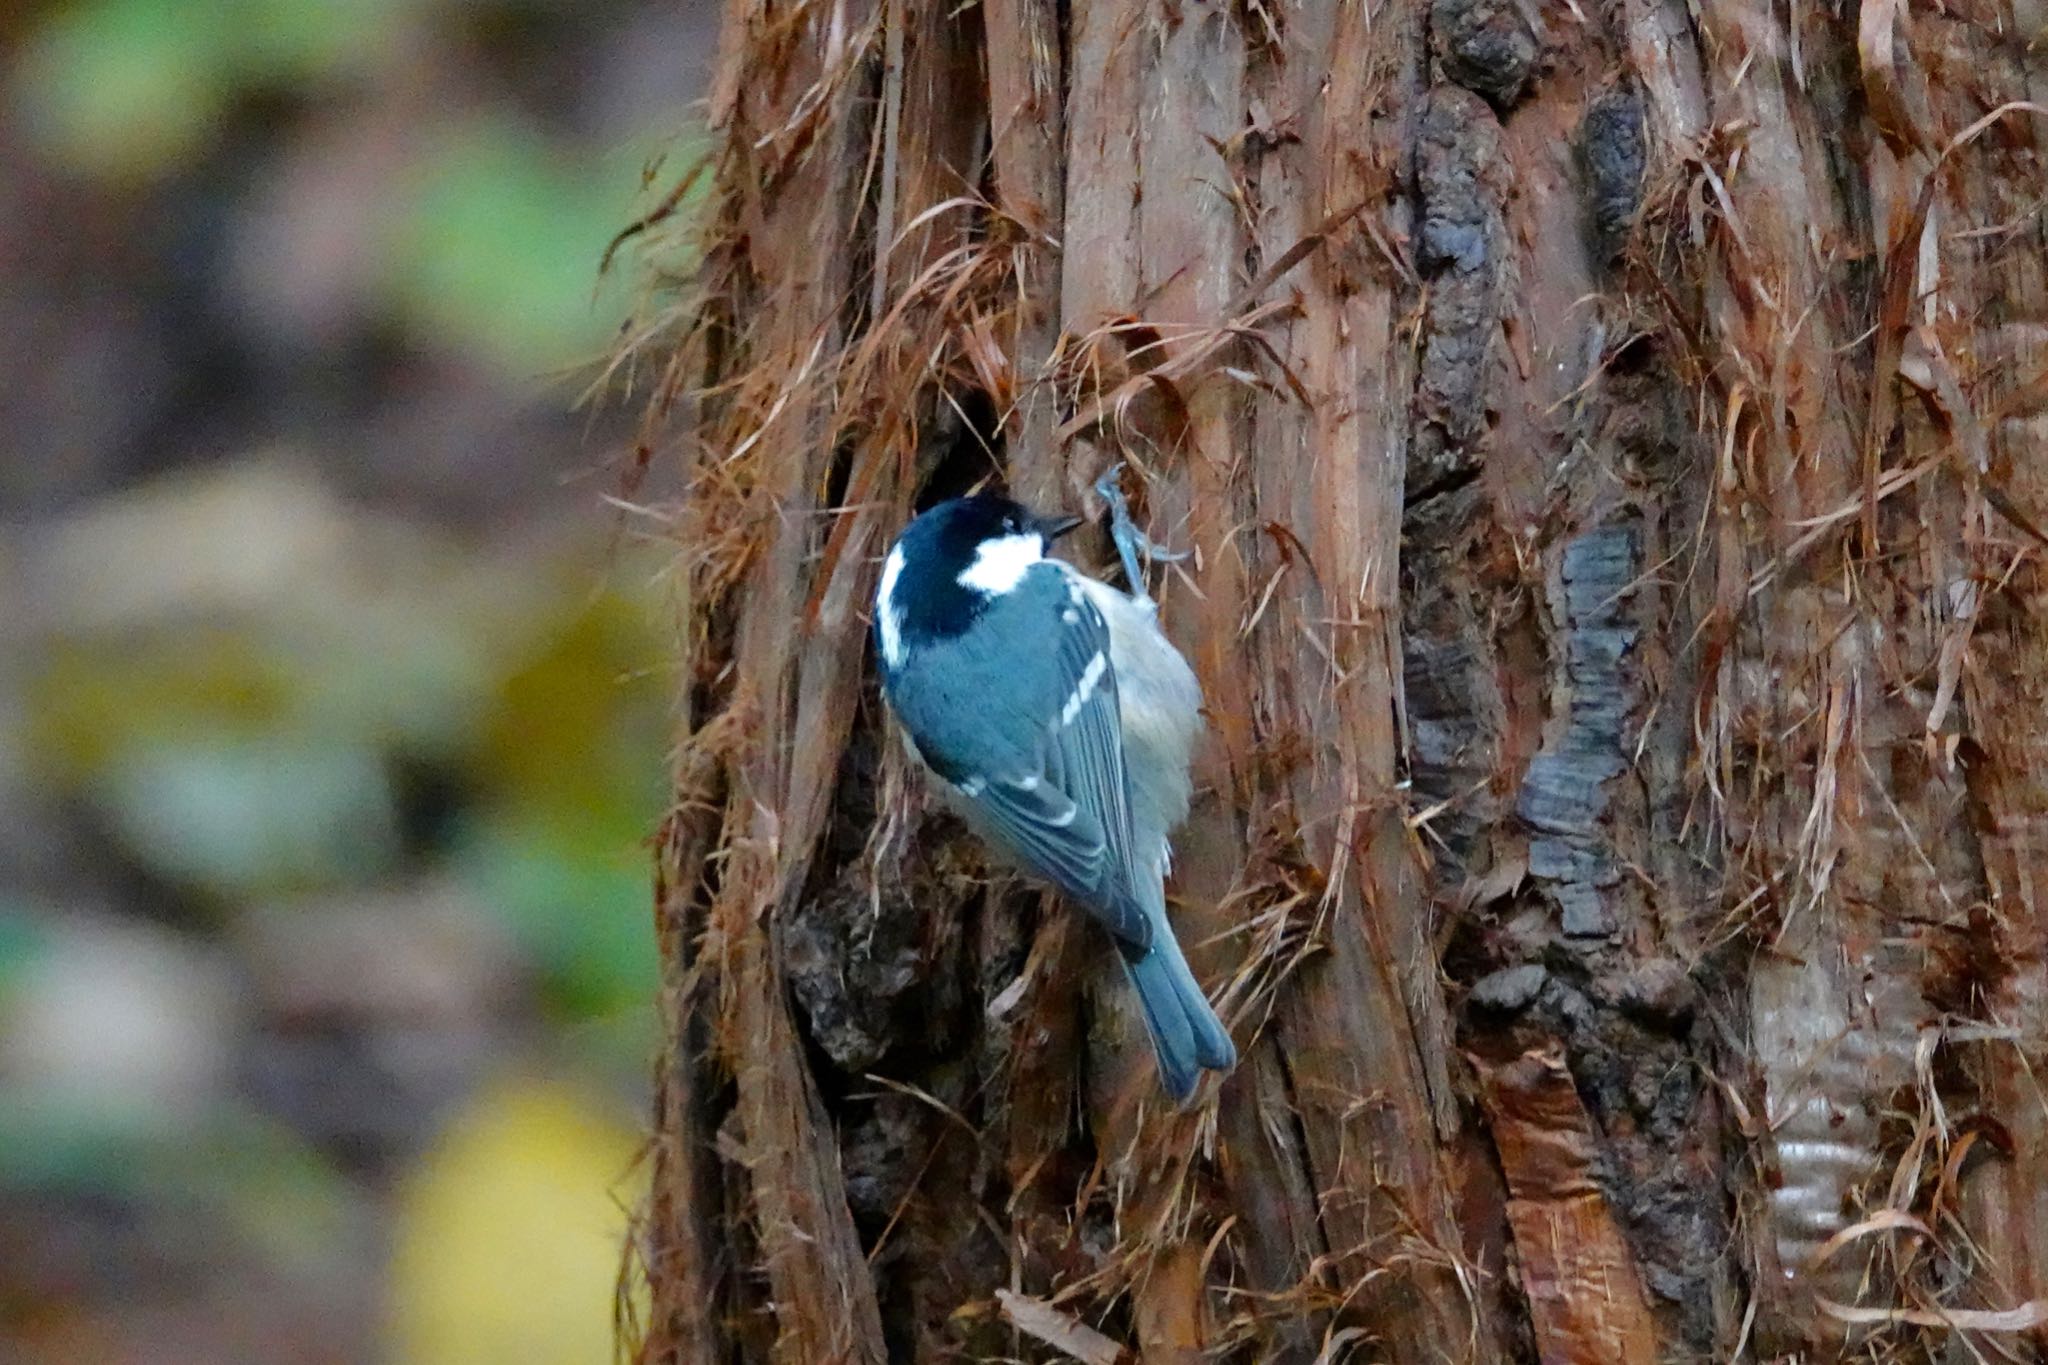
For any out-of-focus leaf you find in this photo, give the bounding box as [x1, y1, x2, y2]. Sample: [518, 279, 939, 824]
[0, 1096, 159, 1195]
[14, 0, 226, 181]
[1, 913, 240, 1122]
[98, 738, 402, 897]
[389, 1076, 644, 1365]
[25, 463, 514, 786]
[0, 905, 51, 1001]
[202, 1115, 362, 1269]
[30, 631, 297, 784]
[452, 814, 654, 1019]
[385, 118, 636, 375]
[219, 0, 404, 85]
[20, 464, 573, 895]
[471, 590, 670, 827]
[450, 584, 666, 1019]
[15, 0, 406, 182]
[0, 1099, 352, 1248]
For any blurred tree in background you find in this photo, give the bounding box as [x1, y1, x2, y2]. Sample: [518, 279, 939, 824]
[0, 2, 709, 1360]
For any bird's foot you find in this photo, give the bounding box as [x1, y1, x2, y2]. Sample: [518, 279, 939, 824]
[1093, 463, 1188, 600]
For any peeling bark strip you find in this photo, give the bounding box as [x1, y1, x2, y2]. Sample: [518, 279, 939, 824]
[627, 0, 2048, 1355]
[1475, 1047, 1660, 1365]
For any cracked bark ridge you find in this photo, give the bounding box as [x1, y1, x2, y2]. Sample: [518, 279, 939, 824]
[1419, 2, 1740, 1339]
[1432, 0, 1540, 108]
[783, 736, 978, 1075]
[1402, 483, 1512, 875]
[1577, 87, 1645, 265]
[1517, 522, 1636, 942]
[1412, 86, 1509, 503]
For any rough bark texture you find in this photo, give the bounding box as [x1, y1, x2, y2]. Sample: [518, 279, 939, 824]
[627, 0, 2048, 1356]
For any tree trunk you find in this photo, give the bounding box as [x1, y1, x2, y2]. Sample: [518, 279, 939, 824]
[625, 0, 2048, 1357]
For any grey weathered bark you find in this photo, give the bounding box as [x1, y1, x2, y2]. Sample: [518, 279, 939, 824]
[625, 0, 2048, 1357]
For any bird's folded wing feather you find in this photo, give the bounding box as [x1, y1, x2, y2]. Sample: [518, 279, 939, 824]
[965, 591, 1152, 953]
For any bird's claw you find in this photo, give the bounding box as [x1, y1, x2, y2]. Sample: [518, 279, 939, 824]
[1093, 463, 1188, 599]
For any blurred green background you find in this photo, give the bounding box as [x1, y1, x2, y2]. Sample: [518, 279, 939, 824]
[0, 1, 707, 1359]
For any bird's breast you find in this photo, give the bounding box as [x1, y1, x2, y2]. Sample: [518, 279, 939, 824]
[1070, 574, 1204, 847]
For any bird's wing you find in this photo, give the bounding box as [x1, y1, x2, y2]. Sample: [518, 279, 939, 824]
[954, 579, 1152, 954]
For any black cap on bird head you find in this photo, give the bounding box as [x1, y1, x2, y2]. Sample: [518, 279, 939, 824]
[879, 494, 1084, 645]
[909, 494, 1081, 566]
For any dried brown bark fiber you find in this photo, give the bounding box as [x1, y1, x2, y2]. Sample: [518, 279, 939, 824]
[620, 0, 2048, 1357]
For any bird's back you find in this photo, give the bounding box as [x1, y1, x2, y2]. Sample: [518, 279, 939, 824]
[880, 563, 1077, 783]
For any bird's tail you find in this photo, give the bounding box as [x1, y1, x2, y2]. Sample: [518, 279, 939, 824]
[1121, 917, 1236, 1104]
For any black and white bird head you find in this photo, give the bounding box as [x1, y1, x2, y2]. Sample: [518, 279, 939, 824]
[874, 494, 1083, 670]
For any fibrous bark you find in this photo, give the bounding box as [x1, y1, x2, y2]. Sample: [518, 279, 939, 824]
[625, 0, 2048, 1357]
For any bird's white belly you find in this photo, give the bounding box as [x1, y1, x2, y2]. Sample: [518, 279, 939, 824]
[1071, 573, 1203, 857]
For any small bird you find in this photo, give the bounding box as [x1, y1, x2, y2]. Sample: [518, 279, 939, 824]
[872, 487, 1236, 1101]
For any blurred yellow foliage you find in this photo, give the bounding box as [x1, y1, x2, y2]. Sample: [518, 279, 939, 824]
[388, 1077, 644, 1365]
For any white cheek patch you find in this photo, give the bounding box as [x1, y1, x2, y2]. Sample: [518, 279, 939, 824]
[876, 544, 907, 667]
[956, 532, 1043, 595]
[1060, 651, 1108, 727]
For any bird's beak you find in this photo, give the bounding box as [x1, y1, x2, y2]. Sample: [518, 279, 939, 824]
[1034, 512, 1086, 543]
